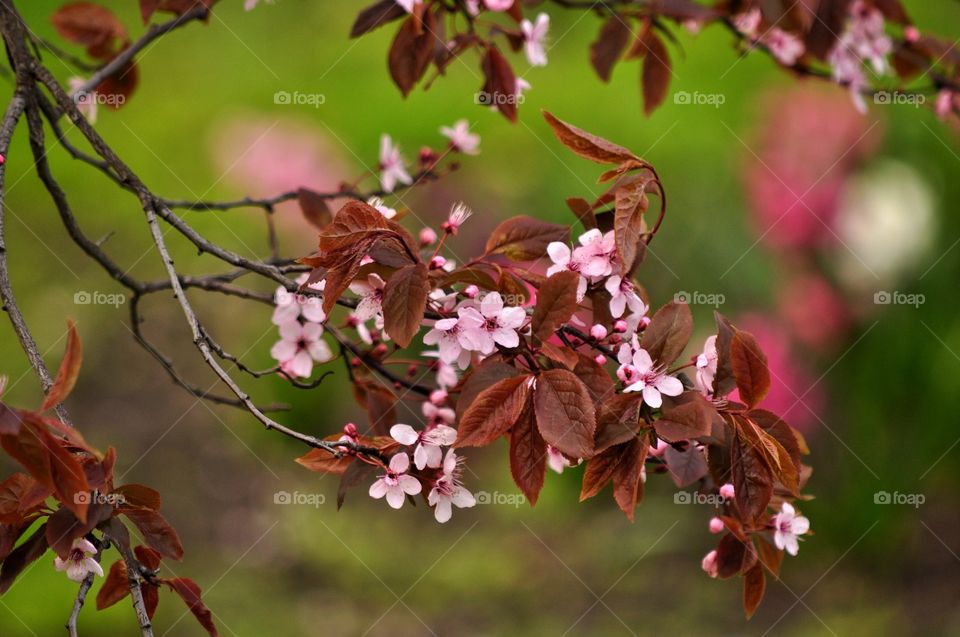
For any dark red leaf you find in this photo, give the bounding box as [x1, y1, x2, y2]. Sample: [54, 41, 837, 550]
[350, 0, 407, 37]
[484, 215, 570, 260]
[167, 578, 218, 636]
[640, 301, 692, 366]
[382, 263, 430, 348]
[730, 330, 770, 408]
[120, 507, 184, 561]
[508, 406, 547, 505]
[533, 369, 596, 459]
[531, 271, 581, 340]
[96, 560, 130, 610]
[543, 111, 638, 165]
[590, 17, 632, 82]
[41, 320, 83, 412]
[0, 523, 48, 594]
[455, 376, 532, 448]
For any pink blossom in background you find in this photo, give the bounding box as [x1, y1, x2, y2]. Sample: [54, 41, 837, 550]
[777, 272, 850, 352]
[731, 314, 824, 431]
[743, 85, 883, 249]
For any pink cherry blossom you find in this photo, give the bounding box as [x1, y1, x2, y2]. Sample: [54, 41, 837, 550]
[442, 202, 473, 235]
[521, 13, 550, 67]
[484, 0, 513, 11]
[605, 275, 647, 318]
[709, 517, 724, 534]
[422, 400, 456, 428]
[379, 134, 412, 193]
[701, 549, 719, 578]
[270, 321, 333, 378]
[273, 274, 325, 325]
[546, 242, 589, 301]
[428, 450, 476, 523]
[764, 28, 805, 66]
[575, 229, 617, 278]
[422, 312, 483, 369]
[394, 0, 422, 13]
[440, 120, 480, 155]
[54, 538, 104, 583]
[390, 423, 458, 469]
[458, 292, 526, 354]
[694, 335, 718, 397]
[733, 9, 761, 38]
[367, 196, 397, 219]
[349, 273, 386, 323]
[719, 483, 735, 500]
[618, 345, 683, 408]
[771, 502, 810, 556]
[828, 0, 892, 113]
[547, 445, 574, 474]
[369, 453, 422, 509]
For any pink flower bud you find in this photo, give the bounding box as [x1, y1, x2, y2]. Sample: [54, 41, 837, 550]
[463, 284, 480, 299]
[709, 517, 724, 534]
[594, 354, 607, 366]
[613, 319, 628, 333]
[373, 343, 389, 357]
[609, 334, 622, 344]
[419, 227, 438, 246]
[430, 389, 448, 405]
[343, 422, 358, 437]
[640, 316, 652, 329]
[904, 25, 920, 42]
[719, 483, 735, 500]
[701, 550, 719, 578]
[429, 255, 447, 270]
[0, 154, 5, 165]
[590, 324, 608, 340]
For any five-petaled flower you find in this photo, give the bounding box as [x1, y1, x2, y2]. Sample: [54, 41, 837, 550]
[54, 538, 104, 583]
[618, 345, 683, 408]
[391, 423, 458, 470]
[521, 13, 550, 67]
[349, 273, 386, 323]
[459, 292, 526, 354]
[422, 312, 483, 369]
[271, 321, 333, 378]
[605, 275, 647, 319]
[369, 453, 422, 509]
[379, 134, 412, 193]
[771, 502, 810, 556]
[428, 450, 476, 523]
[440, 120, 480, 155]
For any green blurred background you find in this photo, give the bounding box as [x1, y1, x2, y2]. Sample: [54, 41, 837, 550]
[1, 1, 959, 635]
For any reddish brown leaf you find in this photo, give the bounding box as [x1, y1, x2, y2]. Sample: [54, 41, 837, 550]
[167, 578, 218, 636]
[96, 560, 130, 610]
[640, 301, 692, 366]
[743, 563, 766, 618]
[531, 271, 580, 340]
[508, 406, 547, 505]
[113, 484, 161, 511]
[455, 376, 532, 448]
[481, 46, 518, 122]
[731, 428, 774, 524]
[134, 545, 162, 570]
[590, 17, 632, 82]
[0, 473, 39, 524]
[730, 330, 770, 408]
[566, 197, 597, 230]
[297, 188, 332, 230]
[45, 503, 112, 558]
[0, 404, 21, 436]
[484, 215, 569, 261]
[712, 311, 738, 398]
[350, 0, 407, 37]
[318, 200, 392, 256]
[663, 444, 708, 487]
[655, 391, 713, 443]
[51, 3, 127, 52]
[0, 523, 48, 594]
[539, 342, 579, 370]
[382, 263, 430, 348]
[593, 394, 643, 453]
[612, 436, 648, 521]
[613, 180, 649, 273]
[41, 320, 83, 412]
[120, 507, 184, 561]
[756, 536, 784, 579]
[455, 358, 521, 415]
[295, 448, 354, 476]
[533, 369, 596, 459]
[715, 532, 756, 579]
[580, 445, 622, 501]
[389, 14, 435, 97]
[543, 111, 638, 165]
[639, 31, 672, 116]
[573, 353, 617, 404]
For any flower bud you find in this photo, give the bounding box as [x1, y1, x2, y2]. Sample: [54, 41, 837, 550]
[419, 227, 438, 246]
[594, 354, 607, 366]
[590, 324, 608, 340]
[429, 389, 448, 405]
[343, 422, 358, 438]
[709, 517, 724, 534]
[639, 316, 651, 329]
[719, 483, 735, 500]
[429, 255, 447, 270]
[463, 284, 480, 299]
[701, 550, 719, 578]
[613, 319, 628, 333]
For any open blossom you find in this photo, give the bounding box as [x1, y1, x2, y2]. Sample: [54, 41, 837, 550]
[440, 120, 480, 155]
[732, 8, 761, 38]
[694, 335, 718, 396]
[605, 275, 647, 319]
[273, 275, 325, 325]
[428, 450, 476, 523]
[271, 321, 333, 378]
[422, 399, 456, 427]
[459, 292, 526, 354]
[367, 196, 397, 219]
[391, 423, 458, 470]
[484, 0, 513, 10]
[349, 273, 386, 323]
[546, 242, 589, 300]
[771, 502, 810, 556]
[764, 28, 805, 66]
[369, 453, 422, 508]
[575, 229, 616, 278]
[828, 0, 892, 113]
[443, 202, 473, 235]
[379, 134, 412, 193]
[618, 345, 682, 408]
[521, 13, 550, 67]
[54, 538, 104, 583]
[423, 311, 483, 369]
[547, 445, 575, 474]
